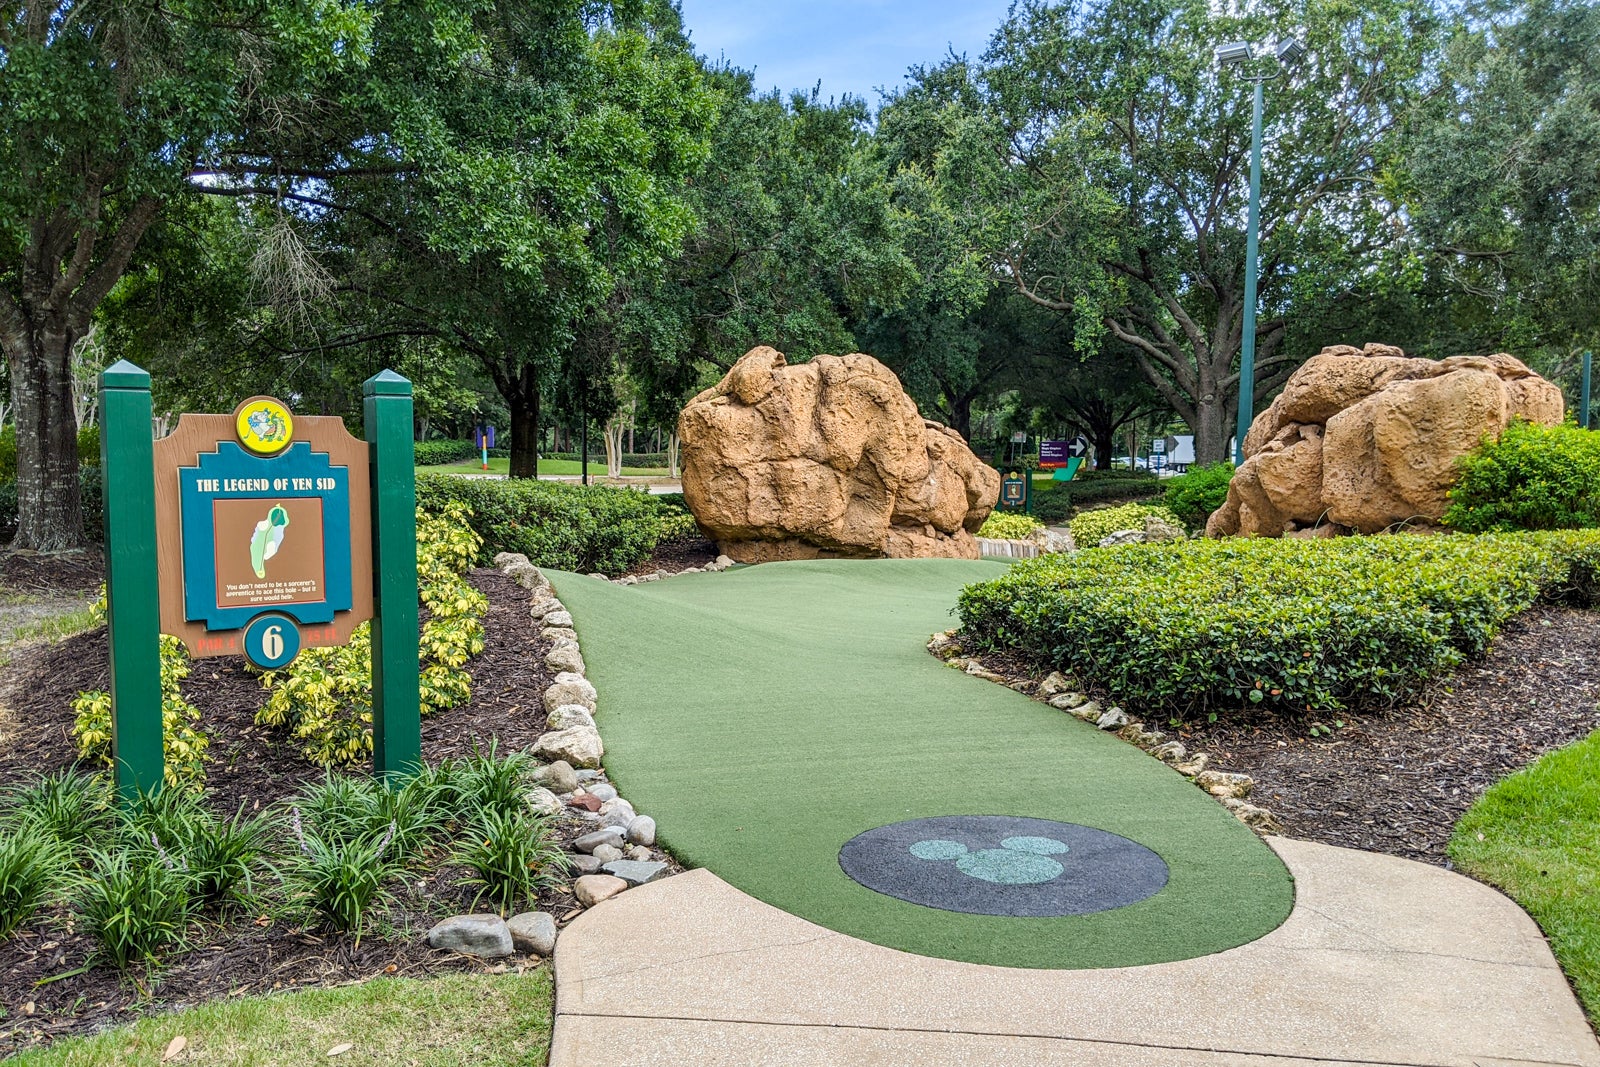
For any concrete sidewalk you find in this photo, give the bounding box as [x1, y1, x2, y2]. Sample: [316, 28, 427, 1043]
[549, 837, 1600, 1067]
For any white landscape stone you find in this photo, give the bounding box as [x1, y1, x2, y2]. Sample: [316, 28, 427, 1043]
[534, 726, 604, 768]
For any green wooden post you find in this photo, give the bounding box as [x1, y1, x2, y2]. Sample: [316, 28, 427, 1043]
[364, 370, 421, 782]
[99, 360, 164, 802]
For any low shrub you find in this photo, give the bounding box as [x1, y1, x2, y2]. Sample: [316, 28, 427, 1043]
[452, 808, 568, 915]
[415, 473, 682, 574]
[1032, 473, 1163, 523]
[258, 504, 486, 767]
[278, 815, 400, 939]
[1067, 502, 1182, 547]
[74, 620, 211, 788]
[414, 440, 479, 466]
[0, 823, 63, 938]
[73, 845, 194, 969]
[956, 532, 1600, 721]
[1163, 462, 1235, 531]
[1445, 420, 1600, 533]
[977, 512, 1045, 540]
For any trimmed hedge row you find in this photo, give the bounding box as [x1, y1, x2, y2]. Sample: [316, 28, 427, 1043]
[1067, 502, 1181, 547]
[539, 451, 670, 468]
[956, 532, 1600, 720]
[1162, 462, 1234, 531]
[414, 440, 480, 466]
[1032, 473, 1163, 523]
[414, 474, 693, 575]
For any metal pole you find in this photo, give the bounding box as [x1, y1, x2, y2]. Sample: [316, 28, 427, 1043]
[1582, 350, 1592, 429]
[1235, 78, 1265, 465]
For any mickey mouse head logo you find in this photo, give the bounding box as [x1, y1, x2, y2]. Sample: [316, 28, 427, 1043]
[909, 835, 1070, 885]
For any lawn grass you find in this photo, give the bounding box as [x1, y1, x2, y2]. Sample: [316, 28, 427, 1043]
[9, 970, 554, 1066]
[1450, 726, 1600, 1026]
[418, 457, 670, 478]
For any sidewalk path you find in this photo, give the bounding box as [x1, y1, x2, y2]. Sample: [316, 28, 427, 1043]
[550, 836, 1600, 1067]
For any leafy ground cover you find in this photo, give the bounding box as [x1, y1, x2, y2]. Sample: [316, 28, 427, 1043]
[552, 559, 1293, 970]
[8, 970, 553, 1066]
[958, 532, 1600, 721]
[415, 475, 693, 576]
[1450, 726, 1600, 1025]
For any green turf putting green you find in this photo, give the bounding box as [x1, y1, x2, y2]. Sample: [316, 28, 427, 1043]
[551, 559, 1293, 969]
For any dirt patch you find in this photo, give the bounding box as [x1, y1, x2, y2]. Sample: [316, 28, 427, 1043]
[0, 551, 104, 598]
[621, 533, 719, 578]
[0, 567, 589, 1053]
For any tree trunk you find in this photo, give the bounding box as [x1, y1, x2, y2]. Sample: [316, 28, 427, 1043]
[5, 326, 84, 550]
[1192, 387, 1230, 466]
[507, 367, 540, 479]
[667, 430, 680, 480]
[950, 394, 973, 442]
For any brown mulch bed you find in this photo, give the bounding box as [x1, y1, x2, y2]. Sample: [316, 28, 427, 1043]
[0, 551, 104, 598]
[620, 533, 718, 579]
[1176, 605, 1600, 866]
[975, 604, 1600, 868]
[0, 567, 567, 1053]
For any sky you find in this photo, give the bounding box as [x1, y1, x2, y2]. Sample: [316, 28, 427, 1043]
[679, 0, 1016, 108]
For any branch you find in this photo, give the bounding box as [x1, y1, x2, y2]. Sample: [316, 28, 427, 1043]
[69, 196, 161, 329]
[49, 176, 106, 309]
[190, 163, 418, 181]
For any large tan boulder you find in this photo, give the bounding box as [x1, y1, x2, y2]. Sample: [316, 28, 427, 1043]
[678, 347, 1001, 562]
[1210, 344, 1564, 537]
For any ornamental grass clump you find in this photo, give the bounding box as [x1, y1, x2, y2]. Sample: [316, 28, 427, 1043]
[452, 808, 569, 916]
[0, 823, 63, 938]
[73, 844, 195, 970]
[957, 532, 1600, 720]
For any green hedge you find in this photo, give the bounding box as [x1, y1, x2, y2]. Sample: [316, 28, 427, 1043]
[1067, 502, 1181, 547]
[1163, 462, 1234, 531]
[956, 532, 1600, 721]
[540, 451, 670, 468]
[414, 440, 480, 466]
[1445, 421, 1600, 532]
[1032, 472, 1163, 523]
[414, 474, 690, 575]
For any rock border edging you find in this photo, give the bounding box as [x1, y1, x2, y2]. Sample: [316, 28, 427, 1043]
[927, 630, 1282, 834]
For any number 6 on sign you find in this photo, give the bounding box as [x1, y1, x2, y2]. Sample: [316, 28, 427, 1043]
[244, 613, 301, 669]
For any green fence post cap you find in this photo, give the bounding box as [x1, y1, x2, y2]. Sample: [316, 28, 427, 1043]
[363, 369, 413, 397]
[100, 360, 151, 389]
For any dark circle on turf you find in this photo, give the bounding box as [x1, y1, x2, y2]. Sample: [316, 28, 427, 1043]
[838, 816, 1169, 918]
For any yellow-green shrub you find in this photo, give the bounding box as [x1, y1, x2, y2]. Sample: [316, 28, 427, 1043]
[258, 504, 487, 767]
[977, 512, 1045, 540]
[72, 630, 210, 790]
[957, 531, 1600, 720]
[1068, 502, 1182, 547]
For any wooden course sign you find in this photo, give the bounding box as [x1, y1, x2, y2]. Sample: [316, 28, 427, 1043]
[98, 362, 421, 800]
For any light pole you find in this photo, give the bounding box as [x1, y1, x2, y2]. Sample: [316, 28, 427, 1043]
[1216, 37, 1305, 464]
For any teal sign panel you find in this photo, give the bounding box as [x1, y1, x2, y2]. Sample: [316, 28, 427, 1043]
[179, 441, 354, 630]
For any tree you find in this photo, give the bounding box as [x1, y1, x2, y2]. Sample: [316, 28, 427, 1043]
[922, 0, 1439, 463]
[0, 0, 372, 548]
[1402, 0, 1600, 360]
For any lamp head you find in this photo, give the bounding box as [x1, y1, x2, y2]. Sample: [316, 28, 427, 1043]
[1215, 41, 1254, 66]
[1275, 38, 1307, 64]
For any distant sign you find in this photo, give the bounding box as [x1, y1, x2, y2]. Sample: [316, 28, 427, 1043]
[1010, 431, 1028, 444]
[1040, 437, 1089, 469]
[1151, 438, 1166, 454]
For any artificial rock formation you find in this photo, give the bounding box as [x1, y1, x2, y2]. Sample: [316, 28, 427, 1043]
[679, 347, 1001, 562]
[1209, 344, 1564, 537]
